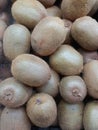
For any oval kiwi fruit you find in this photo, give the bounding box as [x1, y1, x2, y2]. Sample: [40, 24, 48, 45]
[11, 54, 51, 87]
[58, 100, 84, 130]
[3, 24, 31, 61]
[83, 101, 98, 130]
[31, 16, 66, 56]
[26, 93, 57, 127]
[0, 77, 32, 107]
[49, 45, 83, 75]
[71, 16, 98, 50]
[1, 107, 31, 130]
[36, 69, 60, 97]
[59, 76, 87, 103]
[83, 60, 98, 99]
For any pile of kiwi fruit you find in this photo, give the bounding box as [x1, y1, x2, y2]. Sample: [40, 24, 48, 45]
[1, 0, 98, 130]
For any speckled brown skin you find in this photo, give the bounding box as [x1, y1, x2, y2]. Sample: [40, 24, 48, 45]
[11, 54, 51, 87]
[1, 107, 31, 130]
[58, 100, 84, 130]
[49, 45, 83, 76]
[3, 24, 31, 61]
[11, 0, 47, 29]
[0, 20, 7, 41]
[26, 93, 57, 127]
[0, 77, 32, 108]
[36, 69, 60, 97]
[38, 0, 56, 7]
[71, 16, 98, 51]
[61, 0, 96, 21]
[78, 48, 98, 64]
[59, 76, 87, 103]
[83, 101, 98, 130]
[31, 16, 66, 56]
[47, 6, 62, 17]
[0, 0, 7, 11]
[83, 60, 98, 99]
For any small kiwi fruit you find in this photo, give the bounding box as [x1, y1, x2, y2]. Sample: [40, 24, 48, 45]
[26, 93, 57, 127]
[49, 45, 83, 75]
[0, 77, 32, 107]
[11, 0, 47, 29]
[83, 60, 98, 99]
[61, 0, 96, 21]
[58, 100, 84, 130]
[3, 24, 31, 61]
[71, 16, 98, 50]
[83, 101, 98, 130]
[59, 76, 87, 103]
[36, 69, 60, 97]
[1, 107, 31, 130]
[31, 16, 66, 56]
[11, 54, 51, 87]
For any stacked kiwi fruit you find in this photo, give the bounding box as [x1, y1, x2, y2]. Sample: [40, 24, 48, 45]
[1, 0, 98, 130]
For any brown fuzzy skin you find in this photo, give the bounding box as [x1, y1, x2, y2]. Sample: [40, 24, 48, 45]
[61, 0, 96, 21]
[58, 100, 84, 130]
[83, 101, 98, 130]
[0, 12, 10, 25]
[26, 93, 57, 128]
[49, 45, 83, 76]
[78, 48, 98, 64]
[0, 77, 32, 108]
[0, 20, 7, 41]
[3, 24, 31, 61]
[0, 0, 7, 11]
[31, 16, 66, 56]
[71, 16, 98, 50]
[59, 76, 87, 103]
[83, 60, 98, 99]
[38, 0, 56, 7]
[63, 19, 73, 44]
[36, 69, 60, 97]
[47, 6, 62, 18]
[1, 107, 31, 130]
[11, 54, 51, 87]
[11, 0, 47, 29]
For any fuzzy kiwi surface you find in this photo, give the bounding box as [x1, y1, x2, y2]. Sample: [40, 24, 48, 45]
[11, 0, 47, 29]
[59, 76, 87, 103]
[11, 54, 51, 87]
[83, 60, 98, 99]
[3, 24, 31, 61]
[83, 101, 98, 130]
[1, 107, 31, 130]
[36, 69, 60, 97]
[58, 100, 84, 130]
[71, 16, 98, 50]
[49, 45, 83, 75]
[31, 16, 66, 56]
[0, 77, 32, 107]
[26, 93, 57, 127]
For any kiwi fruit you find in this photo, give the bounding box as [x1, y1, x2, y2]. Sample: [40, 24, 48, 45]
[49, 45, 83, 75]
[1, 107, 31, 130]
[38, 0, 56, 7]
[83, 101, 98, 130]
[59, 76, 87, 103]
[58, 100, 84, 130]
[47, 6, 62, 17]
[0, 20, 7, 41]
[83, 60, 98, 99]
[26, 93, 57, 127]
[31, 16, 66, 56]
[0, 77, 32, 107]
[36, 69, 60, 97]
[61, 0, 96, 21]
[11, 0, 47, 29]
[71, 16, 98, 50]
[78, 48, 98, 64]
[11, 54, 51, 87]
